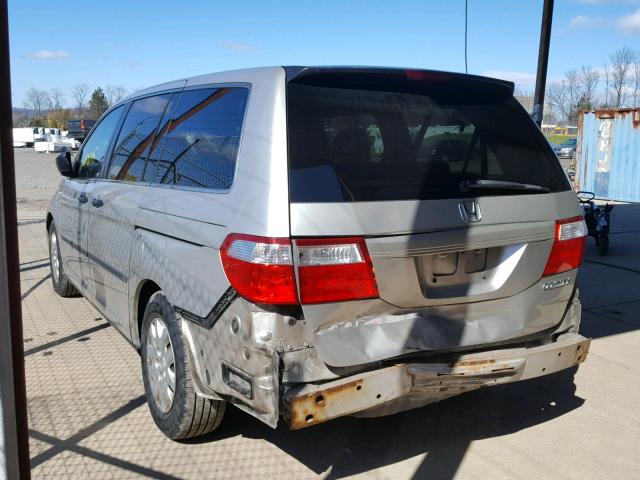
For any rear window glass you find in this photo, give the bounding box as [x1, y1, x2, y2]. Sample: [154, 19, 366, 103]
[287, 77, 569, 202]
[153, 87, 248, 190]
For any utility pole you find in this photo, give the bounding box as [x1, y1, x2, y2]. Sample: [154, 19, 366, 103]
[532, 0, 554, 127]
[0, 0, 32, 477]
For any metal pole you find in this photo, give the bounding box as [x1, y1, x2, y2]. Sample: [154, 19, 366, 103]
[0, 0, 32, 476]
[532, 0, 554, 127]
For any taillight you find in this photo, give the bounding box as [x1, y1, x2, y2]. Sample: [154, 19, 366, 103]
[296, 237, 379, 304]
[220, 234, 298, 305]
[542, 216, 587, 277]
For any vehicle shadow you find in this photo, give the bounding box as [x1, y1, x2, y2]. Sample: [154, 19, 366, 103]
[193, 368, 582, 479]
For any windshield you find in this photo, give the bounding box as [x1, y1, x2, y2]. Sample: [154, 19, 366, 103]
[287, 77, 570, 202]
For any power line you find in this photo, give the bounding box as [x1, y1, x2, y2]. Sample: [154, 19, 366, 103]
[464, 0, 469, 74]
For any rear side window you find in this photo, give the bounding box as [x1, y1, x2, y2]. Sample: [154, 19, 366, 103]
[108, 94, 171, 182]
[153, 87, 249, 190]
[287, 77, 569, 202]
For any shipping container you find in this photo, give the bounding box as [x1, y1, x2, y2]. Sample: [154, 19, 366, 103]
[576, 108, 640, 202]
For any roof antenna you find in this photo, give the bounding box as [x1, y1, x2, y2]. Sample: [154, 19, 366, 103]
[464, 0, 469, 74]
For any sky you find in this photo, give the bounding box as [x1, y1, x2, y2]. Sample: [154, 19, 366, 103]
[8, 0, 640, 107]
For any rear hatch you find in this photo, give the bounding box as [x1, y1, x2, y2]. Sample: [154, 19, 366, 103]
[286, 68, 583, 367]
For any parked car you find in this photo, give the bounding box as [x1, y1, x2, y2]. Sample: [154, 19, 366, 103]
[66, 118, 96, 142]
[553, 138, 577, 159]
[47, 66, 590, 440]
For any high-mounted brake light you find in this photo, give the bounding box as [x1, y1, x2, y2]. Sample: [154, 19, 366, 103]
[220, 234, 297, 305]
[542, 216, 587, 277]
[296, 237, 379, 304]
[405, 69, 451, 81]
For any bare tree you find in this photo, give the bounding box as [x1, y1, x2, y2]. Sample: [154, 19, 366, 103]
[632, 50, 640, 107]
[48, 88, 65, 112]
[23, 87, 48, 118]
[565, 69, 583, 122]
[610, 47, 634, 108]
[580, 66, 599, 109]
[71, 83, 89, 112]
[514, 87, 534, 112]
[105, 85, 128, 107]
[602, 63, 610, 107]
[546, 69, 583, 124]
[547, 81, 570, 123]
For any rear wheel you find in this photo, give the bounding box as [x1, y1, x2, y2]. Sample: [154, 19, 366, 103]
[141, 292, 226, 439]
[48, 222, 79, 297]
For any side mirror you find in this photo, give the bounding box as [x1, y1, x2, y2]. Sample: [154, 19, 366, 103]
[55, 152, 75, 177]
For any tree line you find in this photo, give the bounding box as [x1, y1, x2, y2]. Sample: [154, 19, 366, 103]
[537, 46, 640, 126]
[13, 85, 128, 129]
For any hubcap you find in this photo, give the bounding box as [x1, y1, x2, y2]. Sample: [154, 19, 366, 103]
[145, 316, 176, 413]
[50, 231, 60, 283]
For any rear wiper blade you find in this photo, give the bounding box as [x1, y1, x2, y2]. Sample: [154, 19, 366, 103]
[461, 180, 550, 193]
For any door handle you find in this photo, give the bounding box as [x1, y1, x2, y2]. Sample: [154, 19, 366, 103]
[78, 193, 88, 204]
[91, 198, 104, 208]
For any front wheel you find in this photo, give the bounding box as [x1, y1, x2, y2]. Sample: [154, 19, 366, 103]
[48, 222, 79, 297]
[141, 292, 226, 440]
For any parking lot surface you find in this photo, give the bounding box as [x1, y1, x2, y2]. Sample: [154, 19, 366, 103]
[14, 148, 640, 479]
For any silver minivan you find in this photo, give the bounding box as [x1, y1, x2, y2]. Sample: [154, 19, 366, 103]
[47, 66, 590, 439]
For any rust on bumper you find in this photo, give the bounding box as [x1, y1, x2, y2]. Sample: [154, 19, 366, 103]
[286, 333, 590, 430]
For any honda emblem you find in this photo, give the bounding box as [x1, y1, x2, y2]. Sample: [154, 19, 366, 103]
[459, 201, 482, 223]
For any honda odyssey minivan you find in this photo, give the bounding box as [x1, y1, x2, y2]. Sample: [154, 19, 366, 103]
[47, 66, 590, 439]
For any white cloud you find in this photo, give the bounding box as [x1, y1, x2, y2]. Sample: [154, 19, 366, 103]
[616, 8, 640, 32]
[26, 50, 70, 59]
[218, 41, 255, 51]
[481, 70, 536, 86]
[569, 15, 605, 28]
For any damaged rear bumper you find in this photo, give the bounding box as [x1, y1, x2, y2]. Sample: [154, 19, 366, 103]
[284, 332, 590, 430]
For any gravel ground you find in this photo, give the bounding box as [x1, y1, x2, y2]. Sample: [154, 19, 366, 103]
[14, 148, 65, 217]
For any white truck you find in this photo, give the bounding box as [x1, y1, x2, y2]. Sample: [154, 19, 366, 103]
[34, 133, 80, 153]
[12, 127, 45, 147]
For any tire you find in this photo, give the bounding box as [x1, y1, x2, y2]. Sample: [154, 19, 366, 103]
[48, 222, 79, 297]
[598, 235, 609, 256]
[141, 292, 226, 440]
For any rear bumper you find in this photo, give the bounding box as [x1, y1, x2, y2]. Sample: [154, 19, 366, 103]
[284, 332, 590, 430]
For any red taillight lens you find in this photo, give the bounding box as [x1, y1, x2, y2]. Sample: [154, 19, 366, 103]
[220, 234, 298, 305]
[542, 216, 588, 277]
[296, 237, 379, 304]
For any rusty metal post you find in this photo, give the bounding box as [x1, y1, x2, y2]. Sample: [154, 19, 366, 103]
[532, 0, 554, 127]
[0, 0, 32, 477]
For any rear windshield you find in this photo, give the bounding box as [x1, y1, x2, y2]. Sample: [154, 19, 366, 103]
[287, 75, 570, 202]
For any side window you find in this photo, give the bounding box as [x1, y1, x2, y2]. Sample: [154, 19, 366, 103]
[76, 106, 124, 179]
[108, 94, 171, 182]
[153, 87, 248, 190]
[145, 93, 180, 183]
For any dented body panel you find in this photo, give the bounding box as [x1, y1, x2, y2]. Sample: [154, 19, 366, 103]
[285, 332, 590, 430]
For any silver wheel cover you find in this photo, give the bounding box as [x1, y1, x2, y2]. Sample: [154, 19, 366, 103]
[50, 231, 60, 284]
[145, 316, 176, 413]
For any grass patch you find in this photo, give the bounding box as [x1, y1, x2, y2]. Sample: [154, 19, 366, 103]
[546, 134, 577, 145]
